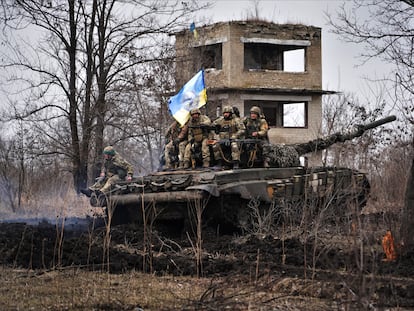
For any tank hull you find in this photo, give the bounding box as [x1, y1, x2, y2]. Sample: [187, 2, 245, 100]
[90, 167, 370, 229]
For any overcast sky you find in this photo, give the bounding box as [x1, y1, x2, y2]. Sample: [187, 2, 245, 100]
[197, 0, 393, 100]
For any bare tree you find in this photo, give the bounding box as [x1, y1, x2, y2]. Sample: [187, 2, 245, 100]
[327, 0, 414, 251]
[0, 0, 208, 193]
[322, 92, 389, 170]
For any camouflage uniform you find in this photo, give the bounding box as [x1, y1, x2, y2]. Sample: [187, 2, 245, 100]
[90, 146, 134, 194]
[243, 106, 270, 167]
[212, 106, 246, 167]
[243, 117, 269, 140]
[164, 121, 189, 169]
[183, 109, 213, 168]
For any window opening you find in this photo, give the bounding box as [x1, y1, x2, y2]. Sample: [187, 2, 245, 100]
[245, 100, 307, 128]
[244, 43, 305, 72]
[193, 43, 222, 70]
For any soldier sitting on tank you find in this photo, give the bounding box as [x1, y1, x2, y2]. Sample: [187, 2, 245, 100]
[181, 108, 213, 169]
[212, 105, 246, 169]
[243, 106, 270, 168]
[163, 120, 189, 170]
[80, 146, 134, 197]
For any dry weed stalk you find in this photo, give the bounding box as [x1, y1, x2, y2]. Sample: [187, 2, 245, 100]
[102, 194, 114, 272]
[86, 215, 98, 267]
[186, 195, 209, 277]
[141, 200, 158, 273]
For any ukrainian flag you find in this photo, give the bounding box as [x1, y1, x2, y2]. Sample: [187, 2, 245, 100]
[168, 70, 207, 126]
[190, 22, 198, 40]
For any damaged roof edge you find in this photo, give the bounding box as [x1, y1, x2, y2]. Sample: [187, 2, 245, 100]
[172, 20, 321, 36]
[208, 87, 338, 96]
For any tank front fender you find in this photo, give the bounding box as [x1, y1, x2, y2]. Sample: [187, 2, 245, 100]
[219, 181, 273, 202]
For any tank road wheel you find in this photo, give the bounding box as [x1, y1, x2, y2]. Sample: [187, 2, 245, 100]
[204, 195, 271, 234]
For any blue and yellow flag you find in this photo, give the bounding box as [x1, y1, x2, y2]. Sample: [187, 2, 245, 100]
[190, 22, 198, 40]
[168, 70, 207, 126]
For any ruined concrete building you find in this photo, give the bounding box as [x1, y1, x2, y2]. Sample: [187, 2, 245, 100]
[174, 20, 333, 145]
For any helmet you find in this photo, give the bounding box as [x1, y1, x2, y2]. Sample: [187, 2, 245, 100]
[190, 108, 201, 115]
[103, 146, 115, 155]
[222, 106, 233, 114]
[250, 106, 261, 115]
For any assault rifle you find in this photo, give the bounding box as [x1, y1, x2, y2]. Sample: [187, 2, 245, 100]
[188, 124, 218, 133]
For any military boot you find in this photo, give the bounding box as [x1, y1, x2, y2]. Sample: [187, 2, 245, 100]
[202, 160, 210, 168]
[80, 188, 92, 197]
[263, 158, 270, 168]
[183, 161, 190, 169]
[233, 160, 240, 169]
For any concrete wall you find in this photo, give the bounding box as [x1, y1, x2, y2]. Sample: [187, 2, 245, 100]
[174, 21, 324, 146]
[175, 21, 322, 90]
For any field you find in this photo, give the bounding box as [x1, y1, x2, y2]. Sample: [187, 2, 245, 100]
[1, 203, 414, 311]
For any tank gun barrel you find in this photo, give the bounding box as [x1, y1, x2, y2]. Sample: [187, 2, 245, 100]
[357, 115, 396, 131]
[294, 115, 397, 156]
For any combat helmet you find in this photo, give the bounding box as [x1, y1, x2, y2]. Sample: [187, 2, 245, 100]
[222, 106, 233, 114]
[103, 145, 116, 155]
[190, 108, 201, 115]
[250, 106, 261, 116]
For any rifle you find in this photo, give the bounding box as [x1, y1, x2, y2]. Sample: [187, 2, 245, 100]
[189, 124, 218, 131]
[210, 138, 265, 147]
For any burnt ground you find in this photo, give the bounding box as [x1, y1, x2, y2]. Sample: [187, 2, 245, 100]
[1, 211, 414, 310]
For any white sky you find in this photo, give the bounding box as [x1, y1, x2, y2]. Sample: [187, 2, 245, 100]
[197, 0, 394, 98]
[0, 1, 394, 108]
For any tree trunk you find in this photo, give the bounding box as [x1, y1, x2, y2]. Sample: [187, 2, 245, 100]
[66, 0, 84, 193]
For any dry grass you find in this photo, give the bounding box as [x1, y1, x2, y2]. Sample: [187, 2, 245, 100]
[3, 267, 412, 311]
[0, 266, 362, 311]
[0, 267, 211, 311]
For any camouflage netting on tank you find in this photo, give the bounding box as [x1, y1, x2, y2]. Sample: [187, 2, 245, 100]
[263, 144, 301, 168]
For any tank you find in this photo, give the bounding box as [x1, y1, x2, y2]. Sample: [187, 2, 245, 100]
[87, 115, 396, 230]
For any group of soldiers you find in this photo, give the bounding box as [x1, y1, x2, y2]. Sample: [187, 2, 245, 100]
[81, 105, 269, 198]
[163, 105, 269, 170]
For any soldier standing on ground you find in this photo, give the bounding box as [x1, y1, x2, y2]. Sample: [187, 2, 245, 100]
[182, 108, 213, 169]
[243, 106, 270, 167]
[81, 146, 134, 197]
[164, 120, 189, 170]
[212, 106, 246, 169]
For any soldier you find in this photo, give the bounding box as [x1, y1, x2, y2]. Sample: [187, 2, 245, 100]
[81, 146, 134, 197]
[212, 105, 246, 169]
[244, 106, 269, 140]
[164, 120, 189, 170]
[182, 108, 213, 169]
[243, 105, 270, 167]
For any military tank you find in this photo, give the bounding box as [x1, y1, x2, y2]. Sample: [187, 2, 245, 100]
[87, 115, 396, 230]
